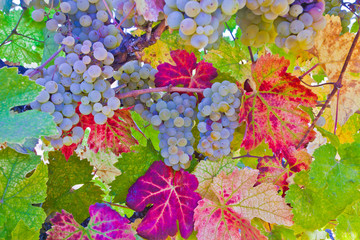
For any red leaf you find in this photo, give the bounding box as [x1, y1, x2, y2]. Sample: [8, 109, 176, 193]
[126, 161, 202, 240]
[48, 203, 135, 240]
[154, 50, 217, 92]
[239, 54, 317, 157]
[79, 108, 138, 155]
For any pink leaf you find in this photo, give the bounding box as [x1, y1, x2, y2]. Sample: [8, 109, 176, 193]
[48, 203, 135, 240]
[154, 50, 217, 95]
[60, 143, 78, 160]
[239, 54, 317, 157]
[126, 161, 202, 240]
[194, 168, 293, 240]
[134, 0, 165, 22]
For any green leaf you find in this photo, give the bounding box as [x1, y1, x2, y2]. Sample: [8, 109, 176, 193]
[316, 127, 340, 148]
[130, 111, 159, 150]
[0, 9, 44, 64]
[11, 220, 38, 240]
[225, 15, 237, 32]
[204, 38, 251, 83]
[286, 142, 360, 230]
[0, 67, 57, 144]
[335, 201, 360, 240]
[110, 140, 160, 203]
[42, 151, 103, 223]
[0, 148, 47, 239]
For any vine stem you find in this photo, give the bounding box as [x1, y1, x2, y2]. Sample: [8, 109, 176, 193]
[102, 0, 118, 25]
[116, 86, 204, 99]
[298, 63, 319, 80]
[296, 27, 360, 149]
[334, 88, 341, 134]
[116, 3, 136, 31]
[28, 45, 65, 78]
[0, 10, 25, 48]
[232, 154, 263, 159]
[248, 47, 255, 64]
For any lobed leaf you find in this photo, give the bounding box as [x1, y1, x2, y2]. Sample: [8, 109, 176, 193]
[0, 67, 57, 144]
[0, 148, 47, 239]
[194, 168, 293, 240]
[286, 142, 360, 230]
[239, 54, 317, 157]
[48, 203, 135, 240]
[42, 151, 103, 223]
[126, 161, 201, 240]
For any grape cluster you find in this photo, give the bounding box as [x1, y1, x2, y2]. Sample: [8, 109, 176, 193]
[134, 93, 197, 170]
[274, 0, 326, 50]
[113, 60, 158, 107]
[164, 0, 245, 49]
[27, 40, 120, 148]
[236, 8, 278, 47]
[26, 66, 85, 148]
[197, 81, 241, 161]
[325, 0, 353, 32]
[113, 0, 165, 28]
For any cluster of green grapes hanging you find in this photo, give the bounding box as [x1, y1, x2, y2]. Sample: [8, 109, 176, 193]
[163, 0, 327, 50]
[26, 0, 253, 171]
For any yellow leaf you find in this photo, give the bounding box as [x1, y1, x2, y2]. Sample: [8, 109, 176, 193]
[312, 15, 360, 125]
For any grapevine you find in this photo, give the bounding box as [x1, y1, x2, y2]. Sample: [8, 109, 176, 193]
[1, 0, 360, 240]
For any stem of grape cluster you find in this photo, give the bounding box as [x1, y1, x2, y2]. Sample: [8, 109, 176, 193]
[28, 45, 65, 78]
[116, 86, 204, 99]
[296, 27, 360, 149]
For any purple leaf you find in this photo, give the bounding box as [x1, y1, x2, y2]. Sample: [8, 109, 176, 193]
[126, 161, 202, 240]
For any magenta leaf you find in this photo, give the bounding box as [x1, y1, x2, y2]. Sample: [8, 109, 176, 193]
[154, 50, 217, 91]
[126, 161, 202, 240]
[48, 203, 135, 240]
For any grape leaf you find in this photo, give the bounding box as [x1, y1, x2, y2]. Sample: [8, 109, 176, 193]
[154, 50, 217, 92]
[0, 9, 44, 64]
[48, 203, 135, 240]
[83, 149, 121, 184]
[286, 142, 360, 230]
[335, 201, 360, 240]
[194, 168, 293, 240]
[0, 148, 47, 239]
[192, 157, 236, 202]
[10, 220, 38, 240]
[109, 140, 160, 203]
[42, 151, 103, 223]
[239, 54, 317, 157]
[42, 28, 62, 67]
[203, 38, 251, 83]
[312, 15, 360, 125]
[126, 161, 202, 240]
[134, 0, 164, 22]
[0, 67, 57, 144]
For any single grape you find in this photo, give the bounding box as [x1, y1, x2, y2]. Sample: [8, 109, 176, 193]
[94, 113, 107, 124]
[167, 11, 184, 29]
[32, 9, 45, 22]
